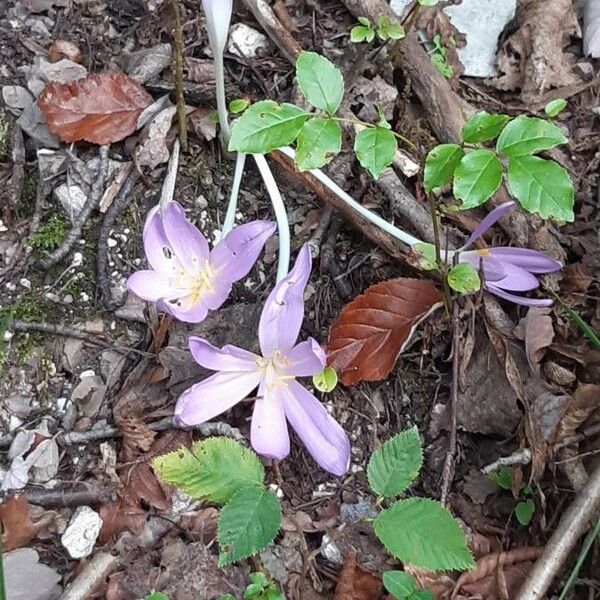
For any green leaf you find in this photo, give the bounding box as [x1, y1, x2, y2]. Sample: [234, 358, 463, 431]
[453, 149, 503, 209]
[244, 583, 265, 598]
[563, 305, 600, 350]
[296, 51, 344, 114]
[145, 594, 169, 600]
[488, 466, 512, 490]
[229, 98, 250, 114]
[218, 486, 281, 566]
[545, 98, 567, 118]
[496, 115, 567, 157]
[515, 499, 535, 526]
[413, 243, 438, 271]
[295, 118, 342, 171]
[383, 571, 416, 599]
[417, 0, 438, 4]
[351, 25, 375, 43]
[461, 112, 510, 143]
[218, 596, 236, 600]
[507, 155, 574, 221]
[313, 366, 338, 393]
[373, 498, 475, 571]
[410, 590, 436, 600]
[376, 15, 405, 40]
[248, 572, 270, 588]
[152, 437, 264, 505]
[423, 144, 464, 193]
[367, 427, 423, 497]
[229, 100, 310, 153]
[385, 23, 405, 40]
[354, 126, 397, 178]
[358, 16, 371, 26]
[447, 263, 481, 294]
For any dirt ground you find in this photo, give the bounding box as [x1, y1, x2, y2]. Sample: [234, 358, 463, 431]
[0, 0, 599, 599]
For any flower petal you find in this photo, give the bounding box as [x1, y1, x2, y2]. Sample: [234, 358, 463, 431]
[126, 270, 173, 302]
[284, 338, 326, 377]
[281, 380, 350, 476]
[202, 0, 233, 54]
[461, 253, 507, 282]
[259, 244, 312, 356]
[210, 221, 276, 281]
[175, 369, 261, 425]
[495, 263, 540, 291]
[161, 202, 210, 274]
[461, 201, 515, 250]
[143, 205, 180, 273]
[189, 337, 258, 372]
[485, 284, 554, 307]
[158, 296, 210, 323]
[201, 276, 233, 311]
[488, 248, 562, 273]
[251, 380, 290, 460]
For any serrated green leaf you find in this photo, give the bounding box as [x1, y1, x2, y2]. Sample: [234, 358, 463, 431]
[410, 590, 435, 600]
[229, 100, 310, 153]
[383, 571, 416, 599]
[488, 465, 512, 490]
[351, 25, 374, 43]
[496, 115, 567, 157]
[373, 498, 475, 571]
[218, 487, 281, 566]
[354, 126, 397, 178]
[461, 112, 510, 143]
[545, 98, 567, 118]
[453, 149, 503, 209]
[313, 366, 338, 393]
[296, 51, 344, 114]
[507, 155, 574, 221]
[152, 437, 264, 505]
[423, 144, 464, 192]
[418, 0, 438, 4]
[448, 263, 481, 294]
[145, 594, 169, 600]
[295, 118, 342, 171]
[367, 427, 423, 497]
[229, 98, 250, 114]
[515, 499, 535, 526]
[413, 243, 438, 271]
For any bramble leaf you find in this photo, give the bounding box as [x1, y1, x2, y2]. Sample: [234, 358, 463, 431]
[383, 571, 416, 599]
[354, 126, 397, 178]
[496, 115, 567, 157]
[367, 426, 423, 497]
[544, 99, 567, 118]
[218, 487, 281, 566]
[418, 0, 439, 4]
[296, 51, 344, 114]
[373, 498, 475, 571]
[453, 149, 503, 209]
[423, 144, 464, 192]
[507, 155, 574, 221]
[411, 590, 436, 600]
[515, 499, 535, 526]
[447, 263, 481, 294]
[461, 111, 510, 143]
[152, 437, 264, 505]
[144, 594, 169, 600]
[296, 118, 342, 170]
[229, 100, 309, 153]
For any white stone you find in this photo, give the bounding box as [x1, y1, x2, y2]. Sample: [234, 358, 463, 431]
[227, 23, 269, 58]
[53, 183, 87, 224]
[79, 369, 96, 379]
[63, 294, 73, 304]
[61, 506, 103, 559]
[72, 252, 83, 267]
[107, 237, 117, 248]
[320, 534, 344, 565]
[19, 278, 31, 289]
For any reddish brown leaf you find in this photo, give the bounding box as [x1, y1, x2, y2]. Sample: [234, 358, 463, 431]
[37, 72, 152, 144]
[99, 500, 146, 544]
[327, 278, 443, 386]
[0, 495, 52, 551]
[333, 556, 382, 600]
[126, 462, 171, 511]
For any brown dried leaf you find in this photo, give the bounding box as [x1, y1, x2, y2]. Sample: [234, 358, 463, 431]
[49, 39, 82, 63]
[405, 567, 454, 600]
[126, 462, 171, 511]
[333, 556, 382, 600]
[37, 72, 152, 144]
[98, 500, 146, 544]
[0, 495, 52, 551]
[180, 507, 219, 544]
[327, 278, 443, 386]
[522, 307, 554, 373]
[557, 383, 600, 441]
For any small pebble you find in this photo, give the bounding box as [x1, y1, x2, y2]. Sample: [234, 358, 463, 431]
[19, 278, 31, 289]
[79, 369, 96, 379]
[107, 238, 117, 248]
[63, 294, 73, 304]
[72, 252, 83, 267]
[80, 292, 90, 302]
[61, 506, 103, 559]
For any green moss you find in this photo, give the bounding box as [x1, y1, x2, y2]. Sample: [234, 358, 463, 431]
[0, 114, 10, 162]
[30, 215, 69, 250]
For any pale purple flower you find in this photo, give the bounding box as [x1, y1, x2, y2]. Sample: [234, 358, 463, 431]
[175, 245, 351, 476]
[127, 201, 275, 323]
[202, 0, 233, 55]
[458, 201, 562, 306]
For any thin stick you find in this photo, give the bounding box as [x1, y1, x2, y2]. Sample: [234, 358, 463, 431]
[10, 319, 111, 347]
[171, 0, 188, 151]
[41, 146, 109, 268]
[59, 552, 118, 600]
[222, 152, 247, 235]
[514, 461, 600, 600]
[440, 298, 459, 506]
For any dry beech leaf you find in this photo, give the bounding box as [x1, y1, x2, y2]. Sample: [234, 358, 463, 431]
[333, 555, 382, 600]
[522, 307, 554, 373]
[0, 495, 52, 551]
[98, 500, 146, 544]
[37, 72, 152, 144]
[327, 278, 443, 386]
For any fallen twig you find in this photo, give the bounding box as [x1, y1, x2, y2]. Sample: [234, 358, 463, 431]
[514, 461, 600, 600]
[41, 146, 109, 268]
[59, 552, 118, 600]
[22, 484, 117, 508]
[10, 319, 110, 347]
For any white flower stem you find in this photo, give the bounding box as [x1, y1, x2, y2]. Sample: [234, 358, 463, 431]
[279, 146, 423, 248]
[253, 154, 290, 281]
[214, 49, 231, 140]
[159, 138, 180, 213]
[222, 152, 247, 235]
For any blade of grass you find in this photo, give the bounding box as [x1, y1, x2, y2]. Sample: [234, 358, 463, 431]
[549, 292, 600, 350]
[0, 527, 6, 600]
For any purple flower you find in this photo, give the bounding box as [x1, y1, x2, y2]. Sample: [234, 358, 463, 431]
[175, 245, 351, 476]
[458, 201, 562, 306]
[127, 202, 275, 323]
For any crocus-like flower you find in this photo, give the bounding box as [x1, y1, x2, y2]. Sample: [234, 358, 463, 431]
[175, 245, 351, 476]
[127, 201, 275, 323]
[202, 0, 233, 56]
[458, 201, 562, 306]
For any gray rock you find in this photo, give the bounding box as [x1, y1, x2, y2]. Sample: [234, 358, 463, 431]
[54, 183, 88, 223]
[16, 102, 60, 148]
[227, 23, 269, 58]
[4, 548, 61, 600]
[124, 43, 172, 84]
[71, 375, 107, 418]
[2, 85, 34, 110]
[115, 292, 147, 323]
[61, 506, 103, 559]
